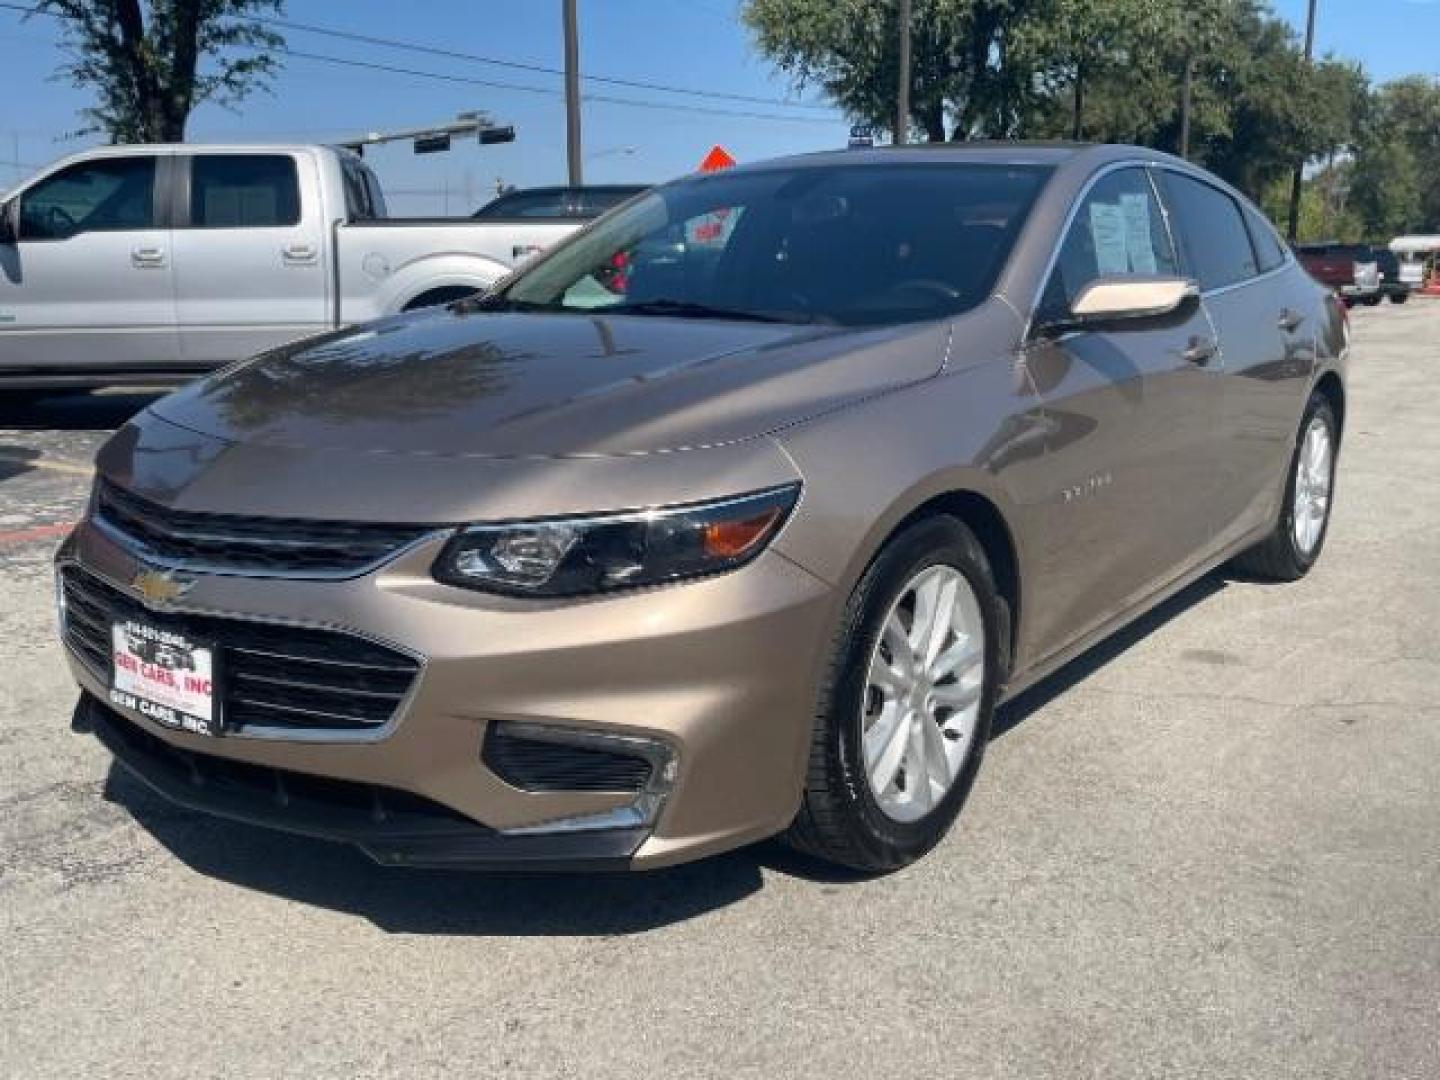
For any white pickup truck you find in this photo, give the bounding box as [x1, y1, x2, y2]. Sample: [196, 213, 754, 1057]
[0, 144, 584, 389]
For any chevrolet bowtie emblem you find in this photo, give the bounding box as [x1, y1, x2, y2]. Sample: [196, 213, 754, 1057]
[131, 568, 195, 607]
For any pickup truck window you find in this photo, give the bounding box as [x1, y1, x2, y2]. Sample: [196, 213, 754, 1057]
[189, 154, 300, 229]
[498, 164, 1051, 327]
[18, 157, 156, 241]
[341, 157, 384, 222]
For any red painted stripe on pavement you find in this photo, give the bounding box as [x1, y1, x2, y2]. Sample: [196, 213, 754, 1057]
[0, 521, 76, 546]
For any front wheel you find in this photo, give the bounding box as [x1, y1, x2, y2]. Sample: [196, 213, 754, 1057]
[783, 516, 1001, 872]
[1230, 393, 1338, 581]
[1390, 292, 1410, 305]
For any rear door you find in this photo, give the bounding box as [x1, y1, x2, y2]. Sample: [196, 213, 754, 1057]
[0, 153, 179, 377]
[1156, 170, 1307, 546]
[171, 151, 329, 369]
[1020, 165, 1225, 661]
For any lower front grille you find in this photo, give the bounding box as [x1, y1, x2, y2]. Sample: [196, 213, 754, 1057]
[61, 565, 422, 735]
[91, 697, 480, 833]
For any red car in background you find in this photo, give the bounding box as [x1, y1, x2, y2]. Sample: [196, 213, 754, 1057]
[1295, 242, 1383, 306]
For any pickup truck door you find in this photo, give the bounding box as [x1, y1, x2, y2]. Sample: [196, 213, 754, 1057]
[0, 153, 180, 377]
[171, 152, 329, 369]
[1018, 166, 1225, 665]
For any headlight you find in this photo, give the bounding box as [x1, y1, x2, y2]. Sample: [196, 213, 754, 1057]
[433, 484, 800, 597]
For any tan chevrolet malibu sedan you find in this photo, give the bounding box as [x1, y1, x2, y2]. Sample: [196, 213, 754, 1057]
[57, 144, 1348, 872]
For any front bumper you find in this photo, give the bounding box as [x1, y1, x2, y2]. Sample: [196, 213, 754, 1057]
[78, 694, 648, 869]
[58, 516, 837, 870]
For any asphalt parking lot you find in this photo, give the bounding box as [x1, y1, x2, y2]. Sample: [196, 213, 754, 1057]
[3, 302, 1438, 1079]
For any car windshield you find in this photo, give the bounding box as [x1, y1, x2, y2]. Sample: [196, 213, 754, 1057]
[493, 162, 1052, 327]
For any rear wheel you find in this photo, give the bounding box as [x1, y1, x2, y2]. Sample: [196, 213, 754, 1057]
[1230, 393, 1338, 581]
[1390, 292, 1410, 305]
[1362, 295, 1382, 307]
[783, 516, 1000, 872]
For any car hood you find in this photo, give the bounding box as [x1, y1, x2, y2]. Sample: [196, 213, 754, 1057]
[149, 306, 950, 459]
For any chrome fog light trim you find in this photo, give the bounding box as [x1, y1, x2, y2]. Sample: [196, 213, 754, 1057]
[492, 721, 678, 836]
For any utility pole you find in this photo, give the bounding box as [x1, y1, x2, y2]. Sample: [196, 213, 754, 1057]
[564, 0, 583, 185]
[895, 0, 911, 145]
[1179, 56, 1193, 159]
[1286, 0, 1319, 242]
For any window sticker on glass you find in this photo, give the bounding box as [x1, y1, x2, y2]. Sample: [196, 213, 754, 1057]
[1089, 201, 1129, 275]
[1120, 193, 1158, 274]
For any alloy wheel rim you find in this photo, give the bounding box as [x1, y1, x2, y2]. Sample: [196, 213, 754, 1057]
[860, 565, 985, 823]
[1292, 416, 1333, 556]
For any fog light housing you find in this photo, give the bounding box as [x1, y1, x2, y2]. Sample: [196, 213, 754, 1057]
[484, 721, 678, 836]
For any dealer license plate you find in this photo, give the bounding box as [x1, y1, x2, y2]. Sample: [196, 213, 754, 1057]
[109, 619, 221, 736]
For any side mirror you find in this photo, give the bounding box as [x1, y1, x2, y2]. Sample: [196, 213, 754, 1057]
[0, 199, 16, 245]
[1038, 276, 1199, 336]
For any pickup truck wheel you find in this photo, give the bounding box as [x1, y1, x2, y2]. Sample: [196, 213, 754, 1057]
[402, 286, 481, 312]
[1362, 295, 1382, 307]
[782, 516, 999, 873]
[1390, 292, 1410, 305]
[1230, 393, 1338, 581]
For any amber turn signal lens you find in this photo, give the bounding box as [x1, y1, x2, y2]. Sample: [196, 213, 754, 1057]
[703, 508, 783, 559]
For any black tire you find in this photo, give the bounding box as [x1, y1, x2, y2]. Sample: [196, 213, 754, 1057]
[1390, 292, 1410, 305]
[782, 515, 1002, 872]
[401, 286, 481, 312]
[1230, 393, 1338, 581]
[1362, 295, 1382, 307]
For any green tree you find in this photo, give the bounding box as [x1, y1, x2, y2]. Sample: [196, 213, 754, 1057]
[35, 0, 284, 142]
[742, 0, 1052, 142]
[1352, 76, 1440, 233]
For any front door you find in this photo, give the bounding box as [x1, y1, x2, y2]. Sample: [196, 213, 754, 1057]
[0, 153, 179, 377]
[1019, 166, 1225, 664]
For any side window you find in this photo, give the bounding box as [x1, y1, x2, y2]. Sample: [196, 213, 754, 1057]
[1242, 205, 1288, 274]
[341, 159, 377, 222]
[1042, 167, 1178, 315]
[189, 154, 300, 229]
[1157, 171, 1259, 290]
[362, 168, 387, 218]
[18, 157, 156, 241]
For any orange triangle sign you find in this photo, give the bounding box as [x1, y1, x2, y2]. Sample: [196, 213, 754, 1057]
[698, 145, 737, 172]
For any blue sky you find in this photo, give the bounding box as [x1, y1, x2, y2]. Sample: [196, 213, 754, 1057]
[2, 0, 1437, 214]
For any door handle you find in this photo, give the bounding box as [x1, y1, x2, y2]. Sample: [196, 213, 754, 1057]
[282, 243, 317, 265]
[1278, 308, 1304, 332]
[1182, 336, 1219, 366]
[130, 246, 166, 268]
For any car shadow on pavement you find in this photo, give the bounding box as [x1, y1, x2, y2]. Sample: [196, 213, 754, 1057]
[99, 571, 1232, 935]
[102, 763, 781, 934]
[993, 572, 1228, 736]
[0, 388, 167, 431]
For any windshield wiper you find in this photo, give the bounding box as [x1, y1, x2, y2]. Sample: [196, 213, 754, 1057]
[457, 293, 566, 314]
[606, 298, 823, 324]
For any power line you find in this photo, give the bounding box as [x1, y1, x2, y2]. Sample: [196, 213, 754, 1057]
[253, 14, 836, 113]
[0, 1, 839, 123]
[277, 47, 838, 126]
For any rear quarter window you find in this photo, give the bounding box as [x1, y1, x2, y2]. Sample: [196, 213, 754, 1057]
[1242, 206, 1288, 274]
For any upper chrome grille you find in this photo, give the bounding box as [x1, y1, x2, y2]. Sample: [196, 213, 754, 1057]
[60, 565, 422, 736]
[94, 479, 438, 577]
